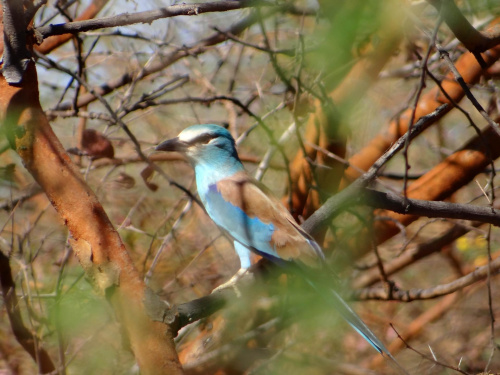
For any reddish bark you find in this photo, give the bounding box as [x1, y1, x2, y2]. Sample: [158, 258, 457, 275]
[372, 126, 500, 246]
[340, 42, 500, 188]
[284, 5, 403, 221]
[1, 63, 183, 375]
[36, 0, 110, 54]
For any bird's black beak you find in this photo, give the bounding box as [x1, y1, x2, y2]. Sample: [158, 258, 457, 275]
[155, 137, 187, 152]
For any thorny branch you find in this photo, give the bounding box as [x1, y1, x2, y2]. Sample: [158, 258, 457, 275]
[390, 324, 470, 375]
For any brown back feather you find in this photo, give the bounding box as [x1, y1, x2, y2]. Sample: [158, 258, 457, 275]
[216, 171, 321, 268]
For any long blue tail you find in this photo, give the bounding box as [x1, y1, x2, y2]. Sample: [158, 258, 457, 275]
[305, 277, 409, 375]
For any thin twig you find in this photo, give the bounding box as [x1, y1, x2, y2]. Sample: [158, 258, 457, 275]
[354, 255, 500, 301]
[390, 324, 471, 374]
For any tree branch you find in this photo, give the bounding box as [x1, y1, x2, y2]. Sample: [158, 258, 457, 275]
[352, 222, 473, 289]
[301, 104, 450, 236]
[36, 0, 110, 54]
[353, 254, 500, 301]
[364, 189, 500, 227]
[54, 8, 270, 110]
[36, 1, 257, 39]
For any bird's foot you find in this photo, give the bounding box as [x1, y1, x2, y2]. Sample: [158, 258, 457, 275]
[211, 268, 248, 297]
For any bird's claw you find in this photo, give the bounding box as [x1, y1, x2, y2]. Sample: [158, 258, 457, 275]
[211, 268, 248, 297]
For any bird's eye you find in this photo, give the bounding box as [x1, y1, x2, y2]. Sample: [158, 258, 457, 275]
[197, 134, 215, 144]
[202, 137, 213, 144]
[189, 133, 218, 145]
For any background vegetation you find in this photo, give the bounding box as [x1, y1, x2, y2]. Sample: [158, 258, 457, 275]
[1, 0, 500, 374]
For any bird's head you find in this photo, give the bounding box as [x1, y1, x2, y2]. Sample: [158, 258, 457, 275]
[155, 124, 242, 168]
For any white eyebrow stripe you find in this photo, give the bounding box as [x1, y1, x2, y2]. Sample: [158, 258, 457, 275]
[178, 128, 210, 143]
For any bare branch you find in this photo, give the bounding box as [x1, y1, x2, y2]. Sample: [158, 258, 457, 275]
[390, 324, 471, 375]
[36, 0, 110, 54]
[55, 9, 268, 110]
[0, 185, 43, 211]
[353, 222, 474, 289]
[354, 255, 500, 301]
[437, 42, 500, 136]
[36, 1, 257, 39]
[364, 189, 500, 227]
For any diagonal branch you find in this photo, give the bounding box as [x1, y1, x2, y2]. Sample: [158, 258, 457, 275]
[340, 20, 500, 188]
[301, 104, 450, 236]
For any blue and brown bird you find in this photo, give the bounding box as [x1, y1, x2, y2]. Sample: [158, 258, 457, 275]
[156, 124, 407, 374]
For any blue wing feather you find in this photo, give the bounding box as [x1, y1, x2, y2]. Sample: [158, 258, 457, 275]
[199, 172, 323, 268]
[204, 183, 281, 260]
[305, 277, 409, 375]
